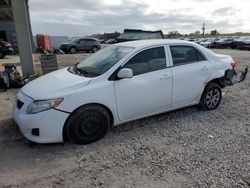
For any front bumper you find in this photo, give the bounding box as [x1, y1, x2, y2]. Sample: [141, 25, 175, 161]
[60, 45, 70, 53]
[12, 91, 69, 143]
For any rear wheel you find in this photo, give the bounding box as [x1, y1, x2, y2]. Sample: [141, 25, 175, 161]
[70, 47, 77, 54]
[92, 46, 98, 53]
[199, 83, 222, 111]
[66, 105, 111, 144]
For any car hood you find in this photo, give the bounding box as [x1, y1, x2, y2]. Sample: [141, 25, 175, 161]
[60, 43, 71, 46]
[21, 68, 92, 99]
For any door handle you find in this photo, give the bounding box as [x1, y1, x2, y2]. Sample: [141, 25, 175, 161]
[201, 66, 208, 71]
[160, 74, 171, 80]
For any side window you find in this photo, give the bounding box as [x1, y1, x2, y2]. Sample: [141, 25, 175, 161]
[85, 39, 93, 43]
[75, 39, 81, 44]
[170, 46, 206, 65]
[124, 47, 166, 76]
[79, 39, 86, 43]
[197, 50, 206, 61]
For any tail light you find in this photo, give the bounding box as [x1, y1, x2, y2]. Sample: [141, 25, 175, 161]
[230, 60, 237, 69]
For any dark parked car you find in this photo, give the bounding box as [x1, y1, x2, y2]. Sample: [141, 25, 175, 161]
[105, 39, 116, 44]
[239, 39, 250, 50]
[231, 37, 250, 50]
[211, 38, 234, 48]
[0, 40, 13, 59]
[60, 37, 101, 54]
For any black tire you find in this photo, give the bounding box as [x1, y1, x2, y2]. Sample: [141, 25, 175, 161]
[92, 46, 98, 53]
[70, 47, 77, 54]
[66, 105, 111, 144]
[198, 83, 222, 111]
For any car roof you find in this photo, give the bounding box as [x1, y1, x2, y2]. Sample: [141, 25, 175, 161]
[114, 39, 195, 48]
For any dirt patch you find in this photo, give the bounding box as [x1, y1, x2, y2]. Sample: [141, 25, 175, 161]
[0, 49, 249, 187]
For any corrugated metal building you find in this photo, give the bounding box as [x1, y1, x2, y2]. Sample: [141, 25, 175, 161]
[117, 29, 164, 43]
[49, 36, 68, 49]
[0, 0, 33, 52]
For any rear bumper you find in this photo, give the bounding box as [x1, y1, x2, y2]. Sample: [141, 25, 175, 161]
[220, 67, 248, 86]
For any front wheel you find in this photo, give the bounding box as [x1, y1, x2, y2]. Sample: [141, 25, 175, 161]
[66, 105, 111, 144]
[199, 83, 222, 111]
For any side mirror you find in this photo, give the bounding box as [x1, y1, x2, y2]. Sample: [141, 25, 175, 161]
[117, 68, 133, 79]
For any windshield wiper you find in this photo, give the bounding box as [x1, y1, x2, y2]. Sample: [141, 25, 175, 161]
[73, 64, 91, 77]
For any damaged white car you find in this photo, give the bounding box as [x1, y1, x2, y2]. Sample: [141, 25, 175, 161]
[12, 40, 248, 144]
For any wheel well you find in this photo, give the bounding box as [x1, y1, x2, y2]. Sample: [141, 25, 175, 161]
[62, 103, 114, 141]
[207, 78, 224, 88]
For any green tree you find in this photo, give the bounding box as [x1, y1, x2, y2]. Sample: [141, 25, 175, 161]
[166, 31, 181, 38]
[211, 30, 219, 35]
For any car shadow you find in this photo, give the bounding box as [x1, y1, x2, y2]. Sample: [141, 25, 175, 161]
[0, 105, 218, 173]
[1, 105, 201, 149]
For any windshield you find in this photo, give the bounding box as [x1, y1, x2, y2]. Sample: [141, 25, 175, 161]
[75, 45, 134, 77]
[69, 38, 79, 43]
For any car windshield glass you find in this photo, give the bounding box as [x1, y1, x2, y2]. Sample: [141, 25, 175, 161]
[69, 39, 79, 43]
[76, 45, 134, 77]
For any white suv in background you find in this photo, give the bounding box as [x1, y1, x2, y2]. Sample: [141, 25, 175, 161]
[12, 40, 248, 144]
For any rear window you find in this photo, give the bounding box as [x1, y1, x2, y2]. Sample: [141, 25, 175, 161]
[170, 46, 206, 66]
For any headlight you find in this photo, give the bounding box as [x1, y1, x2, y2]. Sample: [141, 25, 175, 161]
[27, 98, 63, 114]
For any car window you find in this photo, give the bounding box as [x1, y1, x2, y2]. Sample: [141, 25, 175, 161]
[124, 47, 166, 76]
[79, 39, 87, 43]
[69, 39, 79, 44]
[170, 46, 206, 65]
[83, 39, 94, 42]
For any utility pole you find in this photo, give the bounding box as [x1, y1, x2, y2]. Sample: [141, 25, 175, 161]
[202, 23, 205, 36]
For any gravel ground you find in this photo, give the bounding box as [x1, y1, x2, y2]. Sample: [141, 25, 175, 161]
[0, 49, 249, 188]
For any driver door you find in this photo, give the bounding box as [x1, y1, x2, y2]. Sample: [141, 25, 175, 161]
[114, 46, 172, 121]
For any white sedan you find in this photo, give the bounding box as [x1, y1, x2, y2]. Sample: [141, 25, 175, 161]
[12, 40, 247, 144]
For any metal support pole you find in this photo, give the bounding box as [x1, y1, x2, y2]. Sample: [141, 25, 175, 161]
[11, 0, 34, 76]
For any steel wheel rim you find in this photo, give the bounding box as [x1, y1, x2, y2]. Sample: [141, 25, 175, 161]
[93, 47, 97, 52]
[71, 48, 76, 53]
[78, 114, 101, 137]
[206, 89, 220, 109]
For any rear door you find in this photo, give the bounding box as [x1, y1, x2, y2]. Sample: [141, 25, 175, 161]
[84, 39, 94, 50]
[77, 39, 92, 51]
[169, 45, 212, 107]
